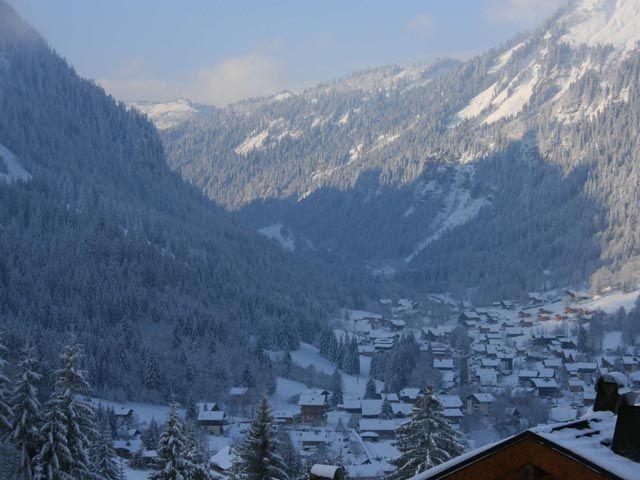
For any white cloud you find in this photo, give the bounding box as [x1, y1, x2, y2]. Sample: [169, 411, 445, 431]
[97, 48, 291, 106]
[484, 0, 567, 26]
[408, 13, 436, 35]
[193, 53, 288, 106]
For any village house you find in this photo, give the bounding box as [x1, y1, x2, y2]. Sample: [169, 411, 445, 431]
[399, 387, 423, 403]
[299, 391, 329, 423]
[466, 393, 495, 415]
[196, 402, 225, 434]
[358, 419, 398, 439]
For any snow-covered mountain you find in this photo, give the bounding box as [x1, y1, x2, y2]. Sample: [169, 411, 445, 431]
[128, 98, 216, 130]
[160, 0, 640, 297]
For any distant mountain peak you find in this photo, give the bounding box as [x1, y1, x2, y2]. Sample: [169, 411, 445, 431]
[557, 0, 640, 50]
[128, 98, 216, 130]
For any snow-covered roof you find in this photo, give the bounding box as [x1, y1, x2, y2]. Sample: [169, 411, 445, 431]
[399, 388, 422, 399]
[434, 359, 454, 369]
[311, 464, 342, 478]
[469, 393, 495, 403]
[409, 411, 640, 480]
[210, 445, 235, 471]
[229, 387, 248, 396]
[358, 419, 398, 432]
[299, 394, 327, 406]
[435, 395, 462, 409]
[361, 399, 383, 416]
[197, 410, 224, 422]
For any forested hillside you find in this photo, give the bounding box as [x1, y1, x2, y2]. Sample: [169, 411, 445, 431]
[160, 0, 640, 300]
[0, 1, 367, 403]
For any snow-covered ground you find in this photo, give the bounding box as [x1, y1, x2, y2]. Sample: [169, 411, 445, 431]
[257, 223, 295, 251]
[290, 343, 383, 399]
[583, 289, 639, 314]
[0, 142, 31, 183]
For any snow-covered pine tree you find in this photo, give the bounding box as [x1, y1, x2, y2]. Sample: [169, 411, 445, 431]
[52, 334, 99, 479]
[235, 396, 289, 480]
[149, 404, 210, 480]
[0, 329, 14, 435]
[331, 369, 343, 407]
[380, 397, 394, 420]
[34, 395, 74, 480]
[349, 338, 360, 375]
[388, 388, 464, 479]
[142, 417, 160, 451]
[364, 376, 377, 399]
[10, 343, 43, 480]
[93, 418, 119, 480]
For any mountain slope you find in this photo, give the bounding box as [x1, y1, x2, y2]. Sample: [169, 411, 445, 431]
[160, 0, 640, 298]
[0, 1, 354, 401]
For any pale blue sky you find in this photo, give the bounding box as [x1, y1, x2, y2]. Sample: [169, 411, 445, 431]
[8, 0, 566, 105]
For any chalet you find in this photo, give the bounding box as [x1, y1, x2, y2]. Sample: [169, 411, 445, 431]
[359, 431, 379, 442]
[435, 395, 463, 410]
[410, 412, 640, 480]
[358, 419, 397, 438]
[391, 402, 414, 418]
[496, 352, 514, 371]
[544, 358, 563, 369]
[569, 379, 586, 393]
[466, 393, 495, 415]
[530, 378, 560, 397]
[390, 318, 406, 331]
[197, 408, 225, 434]
[349, 310, 386, 329]
[379, 298, 392, 306]
[300, 431, 330, 449]
[399, 388, 423, 403]
[341, 399, 362, 414]
[481, 358, 500, 369]
[518, 310, 532, 318]
[500, 300, 516, 310]
[113, 438, 143, 458]
[229, 387, 250, 404]
[299, 392, 329, 423]
[434, 358, 454, 371]
[518, 370, 538, 386]
[273, 409, 299, 425]
[565, 362, 598, 381]
[310, 465, 345, 480]
[528, 292, 544, 304]
[113, 406, 135, 425]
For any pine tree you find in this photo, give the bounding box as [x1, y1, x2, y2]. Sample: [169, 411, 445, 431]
[364, 376, 377, 399]
[388, 389, 464, 479]
[380, 397, 394, 420]
[93, 418, 119, 480]
[35, 334, 99, 480]
[0, 329, 14, 435]
[10, 344, 43, 480]
[34, 396, 73, 480]
[235, 397, 289, 480]
[241, 365, 255, 389]
[331, 369, 343, 407]
[149, 404, 210, 480]
[143, 417, 161, 451]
